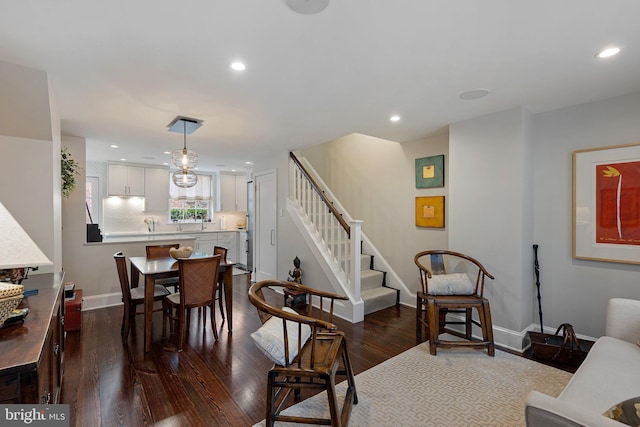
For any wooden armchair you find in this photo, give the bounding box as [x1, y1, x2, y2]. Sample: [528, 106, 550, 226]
[414, 250, 495, 356]
[248, 280, 358, 427]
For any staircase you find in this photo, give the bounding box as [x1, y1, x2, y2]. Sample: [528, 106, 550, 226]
[360, 252, 398, 315]
[288, 152, 399, 320]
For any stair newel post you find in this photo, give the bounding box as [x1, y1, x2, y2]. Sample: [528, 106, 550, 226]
[349, 220, 363, 301]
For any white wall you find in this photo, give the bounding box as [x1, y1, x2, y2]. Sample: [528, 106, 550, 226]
[0, 61, 60, 273]
[300, 132, 449, 300]
[532, 91, 640, 337]
[449, 108, 534, 349]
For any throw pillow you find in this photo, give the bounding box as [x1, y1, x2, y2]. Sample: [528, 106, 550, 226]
[603, 396, 640, 426]
[428, 273, 474, 295]
[250, 307, 312, 366]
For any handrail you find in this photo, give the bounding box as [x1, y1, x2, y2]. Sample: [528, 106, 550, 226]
[289, 152, 351, 237]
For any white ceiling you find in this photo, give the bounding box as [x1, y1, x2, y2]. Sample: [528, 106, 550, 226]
[1, 0, 640, 172]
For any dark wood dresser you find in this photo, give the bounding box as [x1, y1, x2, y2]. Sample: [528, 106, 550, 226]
[0, 272, 65, 404]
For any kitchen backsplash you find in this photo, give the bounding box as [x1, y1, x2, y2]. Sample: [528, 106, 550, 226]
[102, 197, 246, 234]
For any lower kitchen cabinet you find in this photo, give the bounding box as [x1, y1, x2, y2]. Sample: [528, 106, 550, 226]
[0, 273, 65, 404]
[195, 232, 238, 261]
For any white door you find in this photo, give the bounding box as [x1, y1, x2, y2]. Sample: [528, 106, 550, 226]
[255, 170, 277, 282]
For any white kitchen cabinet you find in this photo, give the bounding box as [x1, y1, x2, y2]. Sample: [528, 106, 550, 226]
[108, 164, 145, 196]
[235, 177, 247, 212]
[217, 172, 247, 212]
[195, 235, 217, 254]
[237, 231, 247, 268]
[144, 167, 169, 212]
[195, 232, 238, 261]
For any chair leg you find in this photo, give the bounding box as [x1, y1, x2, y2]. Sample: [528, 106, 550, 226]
[122, 305, 131, 341]
[416, 294, 423, 340]
[265, 371, 276, 427]
[324, 374, 341, 427]
[210, 302, 219, 341]
[341, 339, 358, 404]
[427, 300, 439, 355]
[177, 309, 185, 351]
[480, 301, 495, 356]
[218, 284, 225, 320]
[465, 307, 472, 339]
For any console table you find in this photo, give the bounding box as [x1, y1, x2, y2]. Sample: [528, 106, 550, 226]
[0, 272, 65, 404]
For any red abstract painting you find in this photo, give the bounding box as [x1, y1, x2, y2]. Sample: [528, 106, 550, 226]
[595, 161, 640, 245]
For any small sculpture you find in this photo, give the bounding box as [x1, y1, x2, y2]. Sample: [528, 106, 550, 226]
[287, 256, 303, 284]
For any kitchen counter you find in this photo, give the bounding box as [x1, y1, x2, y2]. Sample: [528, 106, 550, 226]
[88, 230, 243, 245]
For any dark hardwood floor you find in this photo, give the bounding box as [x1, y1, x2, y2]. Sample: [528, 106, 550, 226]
[61, 274, 572, 426]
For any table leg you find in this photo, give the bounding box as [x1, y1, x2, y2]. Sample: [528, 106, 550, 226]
[144, 275, 154, 352]
[131, 264, 140, 288]
[222, 268, 233, 332]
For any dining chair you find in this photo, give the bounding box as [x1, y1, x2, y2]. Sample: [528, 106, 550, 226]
[248, 280, 358, 427]
[414, 250, 495, 356]
[162, 254, 222, 351]
[113, 252, 170, 341]
[146, 244, 180, 292]
[213, 246, 228, 320]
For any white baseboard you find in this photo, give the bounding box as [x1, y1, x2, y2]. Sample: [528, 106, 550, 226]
[81, 292, 122, 311]
[402, 301, 601, 353]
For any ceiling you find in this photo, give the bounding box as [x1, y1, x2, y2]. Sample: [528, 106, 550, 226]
[1, 1, 640, 172]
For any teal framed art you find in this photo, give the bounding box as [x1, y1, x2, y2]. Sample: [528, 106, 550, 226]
[415, 155, 444, 188]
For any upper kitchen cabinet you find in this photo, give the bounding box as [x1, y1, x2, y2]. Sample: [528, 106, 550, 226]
[144, 167, 169, 212]
[107, 164, 145, 196]
[217, 172, 247, 212]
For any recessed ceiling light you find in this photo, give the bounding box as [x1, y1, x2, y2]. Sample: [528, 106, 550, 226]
[110, 145, 118, 148]
[285, 0, 330, 14]
[162, 162, 169, 166]
[231, 62, 246, 71]
[245, 161, 253, 165]
[120, 158, 127, 161]
[595, 47, 621, 59]
[390, 115, 401, 122]
[163, 151, 171, 155]
[459, 89, 490, 100]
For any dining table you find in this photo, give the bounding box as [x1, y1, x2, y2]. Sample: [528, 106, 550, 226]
[128, 253, 235, 352]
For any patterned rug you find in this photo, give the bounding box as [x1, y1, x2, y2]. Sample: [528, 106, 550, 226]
[254, 343, 572, 426]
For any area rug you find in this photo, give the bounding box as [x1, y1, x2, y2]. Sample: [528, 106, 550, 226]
[253, 343, 572, 426]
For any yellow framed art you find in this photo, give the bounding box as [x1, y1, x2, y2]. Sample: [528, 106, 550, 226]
[415, 196, 444, 228]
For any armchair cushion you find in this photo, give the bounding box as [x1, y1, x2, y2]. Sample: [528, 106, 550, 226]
[251, 307, 312, 366]
[428, 273, 474, 295]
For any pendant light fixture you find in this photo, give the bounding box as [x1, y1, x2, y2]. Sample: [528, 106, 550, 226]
[168, 116, 202, 188]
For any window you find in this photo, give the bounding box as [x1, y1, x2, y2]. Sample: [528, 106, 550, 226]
[169, 173, 213, 223]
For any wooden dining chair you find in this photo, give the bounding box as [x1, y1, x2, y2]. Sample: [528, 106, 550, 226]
[213, 246, 228, 320]
[146, 244, 180, 292]
[162, 255, 222, 351]
[248, 280, 358, 427]
[113, 252, 170, 341]
[415, 250, 495, 356]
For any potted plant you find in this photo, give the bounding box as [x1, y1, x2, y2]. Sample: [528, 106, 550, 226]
[61, 146, 81, 198]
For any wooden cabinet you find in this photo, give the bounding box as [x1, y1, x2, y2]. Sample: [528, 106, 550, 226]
[108, 164, 145, 196]
[0, 273, 65, 404]
[217, 172, 247, 212]
[144, 167, 169, 212]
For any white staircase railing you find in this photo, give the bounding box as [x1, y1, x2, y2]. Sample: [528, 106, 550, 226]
[288, 153, 362, 303]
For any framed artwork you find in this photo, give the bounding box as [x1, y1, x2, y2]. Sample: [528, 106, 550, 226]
[573, 142, 640, 264]
[415, 155, 444, 188]
[416, 196, 444, 228]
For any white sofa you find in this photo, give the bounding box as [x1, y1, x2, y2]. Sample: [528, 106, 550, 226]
[526, 298, 640, 427]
